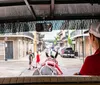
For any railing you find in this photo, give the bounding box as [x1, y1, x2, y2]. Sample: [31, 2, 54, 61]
[70, 30, 88, 39]
[0, 76, 100, 85]
[70, 30, 82, 37]
[2, 32, 34, 39]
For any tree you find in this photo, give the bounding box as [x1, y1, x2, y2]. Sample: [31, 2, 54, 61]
[68, 35, 72, 45]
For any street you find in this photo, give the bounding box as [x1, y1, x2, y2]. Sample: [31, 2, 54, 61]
[0, 50, 83, 77]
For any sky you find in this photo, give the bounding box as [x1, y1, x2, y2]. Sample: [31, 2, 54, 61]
[41, 30, 60, 40]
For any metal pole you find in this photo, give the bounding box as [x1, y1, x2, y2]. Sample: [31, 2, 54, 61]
[82, 30, 85, 63]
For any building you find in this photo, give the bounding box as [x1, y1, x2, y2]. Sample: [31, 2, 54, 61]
[57, 30, 68, 47]
[0, 32, 34, 60]
[70, 30, 95, 57]
[36, 33, 45, 52]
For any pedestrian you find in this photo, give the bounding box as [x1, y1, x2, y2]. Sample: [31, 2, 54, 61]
[74, 21, 100, 75]
[36, 51, 40, 68]
[28, 50, 35, 70]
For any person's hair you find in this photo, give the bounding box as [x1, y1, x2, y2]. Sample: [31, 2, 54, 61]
[50, 52, 58, 59]
[96, 37, 100, 49]
[51, 55, 55, 58]
[45, 53, 49, 57]
[29, 50, 32, 52]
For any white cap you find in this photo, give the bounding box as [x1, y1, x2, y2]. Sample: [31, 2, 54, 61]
[89, 22, 100, 38]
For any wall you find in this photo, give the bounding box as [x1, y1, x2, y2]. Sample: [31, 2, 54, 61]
[13, 38, 18, 59]
[17, 38, 33, 59]
[75, 38, 82, 57]
[0, 37, 33, 60]
[84, 36, 95, 56]
[18, 38, 23, 59]
[75, 36, 95, 58]
[0, 39, 5, 60]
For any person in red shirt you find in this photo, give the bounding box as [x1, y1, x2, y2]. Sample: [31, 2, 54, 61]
[36, 51, 40, 68]
[74, 21, 100, 76]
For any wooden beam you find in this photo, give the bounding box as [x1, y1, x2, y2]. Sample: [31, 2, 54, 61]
[24, 0, 36, 20]
[0, 14, 99, 23]
[50, 0, 55, 18]
[0, 0, 99, 7]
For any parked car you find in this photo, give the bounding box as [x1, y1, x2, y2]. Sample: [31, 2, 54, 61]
[61, 47, 75, 58]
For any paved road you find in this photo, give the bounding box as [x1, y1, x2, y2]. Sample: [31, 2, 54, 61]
[39, 51, 83, 75]
[0, 51, 83, 77]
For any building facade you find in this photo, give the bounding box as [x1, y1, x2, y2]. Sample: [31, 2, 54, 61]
[0, 33, 33, 60]
[70, 30, 95, 57]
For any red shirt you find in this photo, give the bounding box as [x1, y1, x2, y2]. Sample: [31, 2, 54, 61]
[80, 48, 100, 75]
[36, 54, 40, 63]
